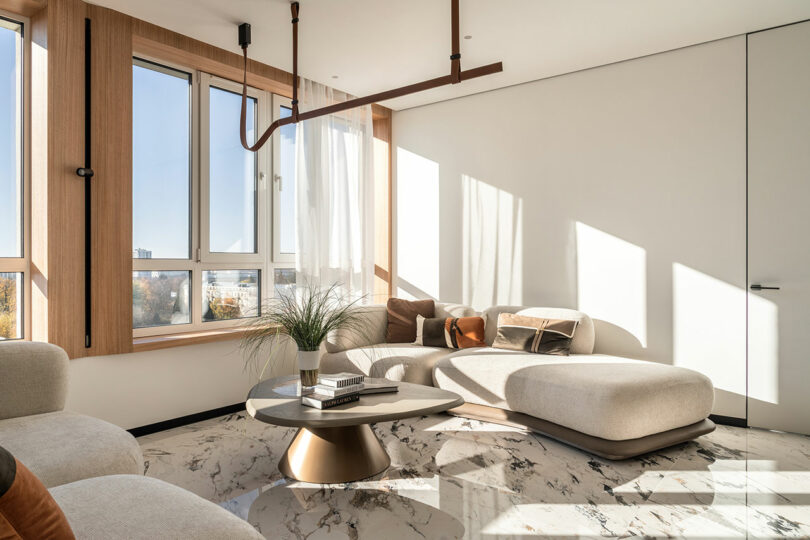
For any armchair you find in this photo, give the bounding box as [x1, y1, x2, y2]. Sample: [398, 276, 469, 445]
[0, 341, 143, 488]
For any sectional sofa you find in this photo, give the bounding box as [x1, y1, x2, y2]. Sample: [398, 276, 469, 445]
[324, 303, 716, 459]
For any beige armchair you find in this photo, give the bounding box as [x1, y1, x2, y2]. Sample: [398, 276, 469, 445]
[0, 341, 143, 487]
[0, 341, 264, 539]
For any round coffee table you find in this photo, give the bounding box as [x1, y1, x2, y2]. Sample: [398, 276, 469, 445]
[246, 375, 464, 483]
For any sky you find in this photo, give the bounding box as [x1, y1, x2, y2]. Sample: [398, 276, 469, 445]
[132, 63, 192, 258]
[0, 23, 21, 258]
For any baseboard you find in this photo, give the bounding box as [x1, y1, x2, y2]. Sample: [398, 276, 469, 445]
[128, 402, 246, 438]
[709, 414, 747, 428]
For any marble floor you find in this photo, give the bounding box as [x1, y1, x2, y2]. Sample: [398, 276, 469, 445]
[137, 413, 810, 539]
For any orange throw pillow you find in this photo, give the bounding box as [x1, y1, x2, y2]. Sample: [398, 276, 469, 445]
[0, 446, 75, 540]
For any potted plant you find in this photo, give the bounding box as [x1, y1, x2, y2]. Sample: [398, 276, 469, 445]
[241, 283, 364, 388]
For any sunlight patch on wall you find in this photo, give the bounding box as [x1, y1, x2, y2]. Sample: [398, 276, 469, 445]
[672, 263, 746, 399]
[462, 175, 523, 311]
[576, 222, 647, 347]
[396, 148, 439, 300]
[748, 292, 779, 405]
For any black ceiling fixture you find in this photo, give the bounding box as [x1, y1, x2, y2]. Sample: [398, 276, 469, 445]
[237, 0, 503, 152]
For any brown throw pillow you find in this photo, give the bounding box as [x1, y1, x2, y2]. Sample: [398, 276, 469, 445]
[414, 315, 486, 349]
[386, 298, 435, 343]
[0, 445, 75, 539]
[492, 313, 578, 356]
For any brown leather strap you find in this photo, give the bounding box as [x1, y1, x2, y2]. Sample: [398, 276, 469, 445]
[451, 0, 461, 83]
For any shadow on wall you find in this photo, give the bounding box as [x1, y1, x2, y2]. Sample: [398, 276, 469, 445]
[462, 175, 523, 311]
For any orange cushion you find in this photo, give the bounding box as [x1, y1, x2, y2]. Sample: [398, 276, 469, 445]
[0, 446, 75, 540]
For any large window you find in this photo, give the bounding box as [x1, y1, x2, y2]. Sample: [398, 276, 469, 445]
[0, 15, 25, 340]
[132, 58, 294, 335]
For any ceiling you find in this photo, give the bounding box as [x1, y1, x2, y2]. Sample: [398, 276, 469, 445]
[88, 0, 810, 110]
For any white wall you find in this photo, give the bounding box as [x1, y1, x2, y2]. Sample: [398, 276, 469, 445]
[66, 338, 297, 430]
[394, 37, 747, 418]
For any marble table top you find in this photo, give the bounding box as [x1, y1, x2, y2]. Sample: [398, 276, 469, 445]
[246, 375, 464, 428]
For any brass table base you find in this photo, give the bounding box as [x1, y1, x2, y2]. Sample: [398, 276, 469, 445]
[278, 424, 391, 483]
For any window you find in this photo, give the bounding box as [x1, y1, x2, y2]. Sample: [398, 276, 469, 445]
[0, 15, 25, 340]
[132, 58, 294, 335]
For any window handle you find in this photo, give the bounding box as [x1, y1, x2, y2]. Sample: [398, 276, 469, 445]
[751, 284, 780, 291]
[274, 174, 282, 191]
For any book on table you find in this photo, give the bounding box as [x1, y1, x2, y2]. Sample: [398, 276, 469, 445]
[301, 392, 360, 409]
[312, 383, 363, 397]
[359, 381, 399, 395]
[317, 373, 364, 388]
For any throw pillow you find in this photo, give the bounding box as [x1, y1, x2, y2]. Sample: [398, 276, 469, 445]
[492, 313, 578, 356]
[386, 298, 435, 343]
[414, 315, 486, 349]
[0, 445, 75, 539]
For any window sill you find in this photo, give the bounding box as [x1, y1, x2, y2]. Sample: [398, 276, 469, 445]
[132, 327, 250, 353]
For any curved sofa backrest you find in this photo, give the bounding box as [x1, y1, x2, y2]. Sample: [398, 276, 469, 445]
[436, 302, 478, 318]
[482, 305, 595, 354]
[0, 341, 69, 420]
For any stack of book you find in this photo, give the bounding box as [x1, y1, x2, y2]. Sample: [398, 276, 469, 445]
[300, 373, 399, 409]
[301, 373, 363, 409]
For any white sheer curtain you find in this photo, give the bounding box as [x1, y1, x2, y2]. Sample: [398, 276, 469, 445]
[294, 78, 374, 300]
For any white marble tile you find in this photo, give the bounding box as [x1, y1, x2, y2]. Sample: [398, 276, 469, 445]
[138, 413, 810, 539]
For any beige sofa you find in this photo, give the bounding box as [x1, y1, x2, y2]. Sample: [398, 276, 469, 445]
[0, 341, 263, 539]
[0, 341, 143, 487]
[323, 304, 715, 459]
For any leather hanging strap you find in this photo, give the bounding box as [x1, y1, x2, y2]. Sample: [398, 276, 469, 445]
[451, 0, 461, 83]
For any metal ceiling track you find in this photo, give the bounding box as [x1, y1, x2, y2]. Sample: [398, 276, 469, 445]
[237, 0, 503, 152]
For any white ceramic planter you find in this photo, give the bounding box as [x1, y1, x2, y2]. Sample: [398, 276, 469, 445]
[297, 350, 321, 371]
[298, 349, 322, 387]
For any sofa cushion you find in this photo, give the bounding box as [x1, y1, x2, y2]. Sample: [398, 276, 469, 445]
[483, 306, 595, 354]
[50, 475, 263, 540]
[414, 315, 486, 348]
[0, 411, 143, 488]
[0, 445, 75, 539]
[386, 298, 435, 343]
[492, 313, 577, 355]
[433, 348, 714, 440]
[321, 343, 456, 386]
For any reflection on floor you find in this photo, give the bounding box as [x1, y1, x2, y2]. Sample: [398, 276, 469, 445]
[137, 413, 810, 539]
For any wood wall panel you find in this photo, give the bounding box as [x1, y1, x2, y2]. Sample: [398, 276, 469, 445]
[30, 7, 48, 344]
[87, 4, 132, 355]
[372, 109, 393, 299]
[0, 0, 46, 17]
[31, 0, 87, 358]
